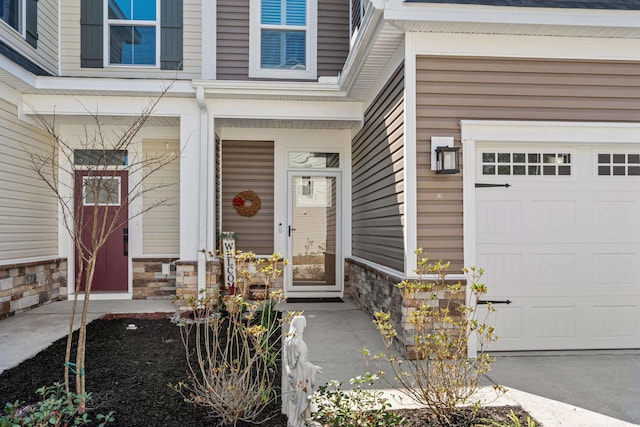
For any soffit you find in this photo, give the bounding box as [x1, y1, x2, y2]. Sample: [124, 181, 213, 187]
[345, 22, 406, 101]
[39, 114, 180, 127]
[215, 118, 360, 130]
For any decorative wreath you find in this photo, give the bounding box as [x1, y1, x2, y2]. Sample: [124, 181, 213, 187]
[232, 190, 261, 217]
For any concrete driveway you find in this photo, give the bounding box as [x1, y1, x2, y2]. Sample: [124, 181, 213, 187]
[486, 351, 640, 425]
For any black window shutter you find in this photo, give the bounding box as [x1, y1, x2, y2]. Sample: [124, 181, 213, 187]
[80, 0, 104, 68]
[160, 0, 183, 70]
[25, 0, 38, 48]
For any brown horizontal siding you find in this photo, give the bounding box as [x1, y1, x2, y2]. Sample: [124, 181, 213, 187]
[317, 0, 349, 77]
[216, 0, 250, 80]
[416, 56, 640, 270]
[221, 140, 274, 255]
[352, 64, 405, 272]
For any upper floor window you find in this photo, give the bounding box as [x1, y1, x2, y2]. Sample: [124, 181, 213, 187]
[0, 0, 21, 33]
[82, 0, 182, 70]
[0, 0, 38, 48]
[249, 0, 317, 80]
[107, 0, 159, 66]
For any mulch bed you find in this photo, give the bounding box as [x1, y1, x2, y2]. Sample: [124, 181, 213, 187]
[0, 315, 539, 427]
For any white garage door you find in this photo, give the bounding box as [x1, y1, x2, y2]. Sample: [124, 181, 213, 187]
[476, 144, 640, 351]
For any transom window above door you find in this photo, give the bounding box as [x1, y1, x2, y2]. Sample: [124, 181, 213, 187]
[481, 152, 572, 176]
[107, 0, 159, 66]
[249, 0, 317, 80]
[288, 152, 339, 169]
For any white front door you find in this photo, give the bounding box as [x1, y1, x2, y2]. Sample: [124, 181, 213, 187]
[476, 144, 640, 351]
[286, 172, 342, 296]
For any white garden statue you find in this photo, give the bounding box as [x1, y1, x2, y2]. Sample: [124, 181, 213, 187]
[283, 315, 323, 427]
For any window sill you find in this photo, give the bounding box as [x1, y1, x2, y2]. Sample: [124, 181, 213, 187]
[249, 67, 317, 81]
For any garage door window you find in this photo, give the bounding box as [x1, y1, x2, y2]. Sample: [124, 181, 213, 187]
[482, 152, 571, 176]
[597, 153, 640, 176]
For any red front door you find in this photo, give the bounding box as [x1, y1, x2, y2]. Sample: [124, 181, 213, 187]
[74, 171, 129, 292]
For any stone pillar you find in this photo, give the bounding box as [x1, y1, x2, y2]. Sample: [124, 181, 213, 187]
[175, 260, 221, 301]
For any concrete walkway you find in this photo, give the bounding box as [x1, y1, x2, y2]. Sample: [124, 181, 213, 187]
[1, 298, 638, 426]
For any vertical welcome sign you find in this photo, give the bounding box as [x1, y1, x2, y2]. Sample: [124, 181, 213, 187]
[222, 233, 236, 295]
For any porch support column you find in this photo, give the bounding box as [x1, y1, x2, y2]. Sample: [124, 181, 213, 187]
[196, 87, 209, 293]
[179, 110, 201, 262]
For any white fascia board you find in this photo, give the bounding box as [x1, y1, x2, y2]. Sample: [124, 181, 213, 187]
[208, 98, 362, 122]
[192, 79, 345, 98]
[32, 76, 196, 95]
[21, 93, 197, 117]
[385, 3, 640, 29]
[0, 55, 37, 87]
[413, 33, 640, 61]
[460, 120, 640, 144]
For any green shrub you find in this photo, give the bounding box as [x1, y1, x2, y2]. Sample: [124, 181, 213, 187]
[364, 249, 505, 425]
[0, 382, 114, 427]
[311, 373, 407, 427]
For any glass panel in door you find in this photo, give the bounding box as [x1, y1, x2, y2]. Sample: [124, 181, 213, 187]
[288, 174, 340, 292]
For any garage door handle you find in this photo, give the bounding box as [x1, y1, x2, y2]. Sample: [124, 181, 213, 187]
[478, 299, 512, 305]
[475, 183, 511, 188]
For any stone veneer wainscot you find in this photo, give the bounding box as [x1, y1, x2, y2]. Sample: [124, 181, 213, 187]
[0, 258, 67, 320]
[347, 259, 466, 359]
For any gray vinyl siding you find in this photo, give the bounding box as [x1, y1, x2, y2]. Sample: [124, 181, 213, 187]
[221, 140, 275, 255]
[352, 64, 405, 272]
[62, 0, 201, 78]
[317, 0, 349, 77]
[0, 0, 58, 75]
[0, 98, 58, 262]
[416, 56, 640, 270]
[216, 0, 250, 80]
[216, 0, 350, 80]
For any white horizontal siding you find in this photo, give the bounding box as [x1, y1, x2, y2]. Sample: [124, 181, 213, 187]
[0, 97, 58, 262]
[60, 0, 201, 78]
[0, 0, 58, 75]
[142, 139, 180, 255]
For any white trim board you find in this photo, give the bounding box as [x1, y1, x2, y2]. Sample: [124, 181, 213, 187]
[386, 1, 640, 30]
[413, 33, 640, 61]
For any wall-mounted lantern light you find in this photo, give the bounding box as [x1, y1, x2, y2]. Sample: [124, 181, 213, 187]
[431, 136, 460, 174]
